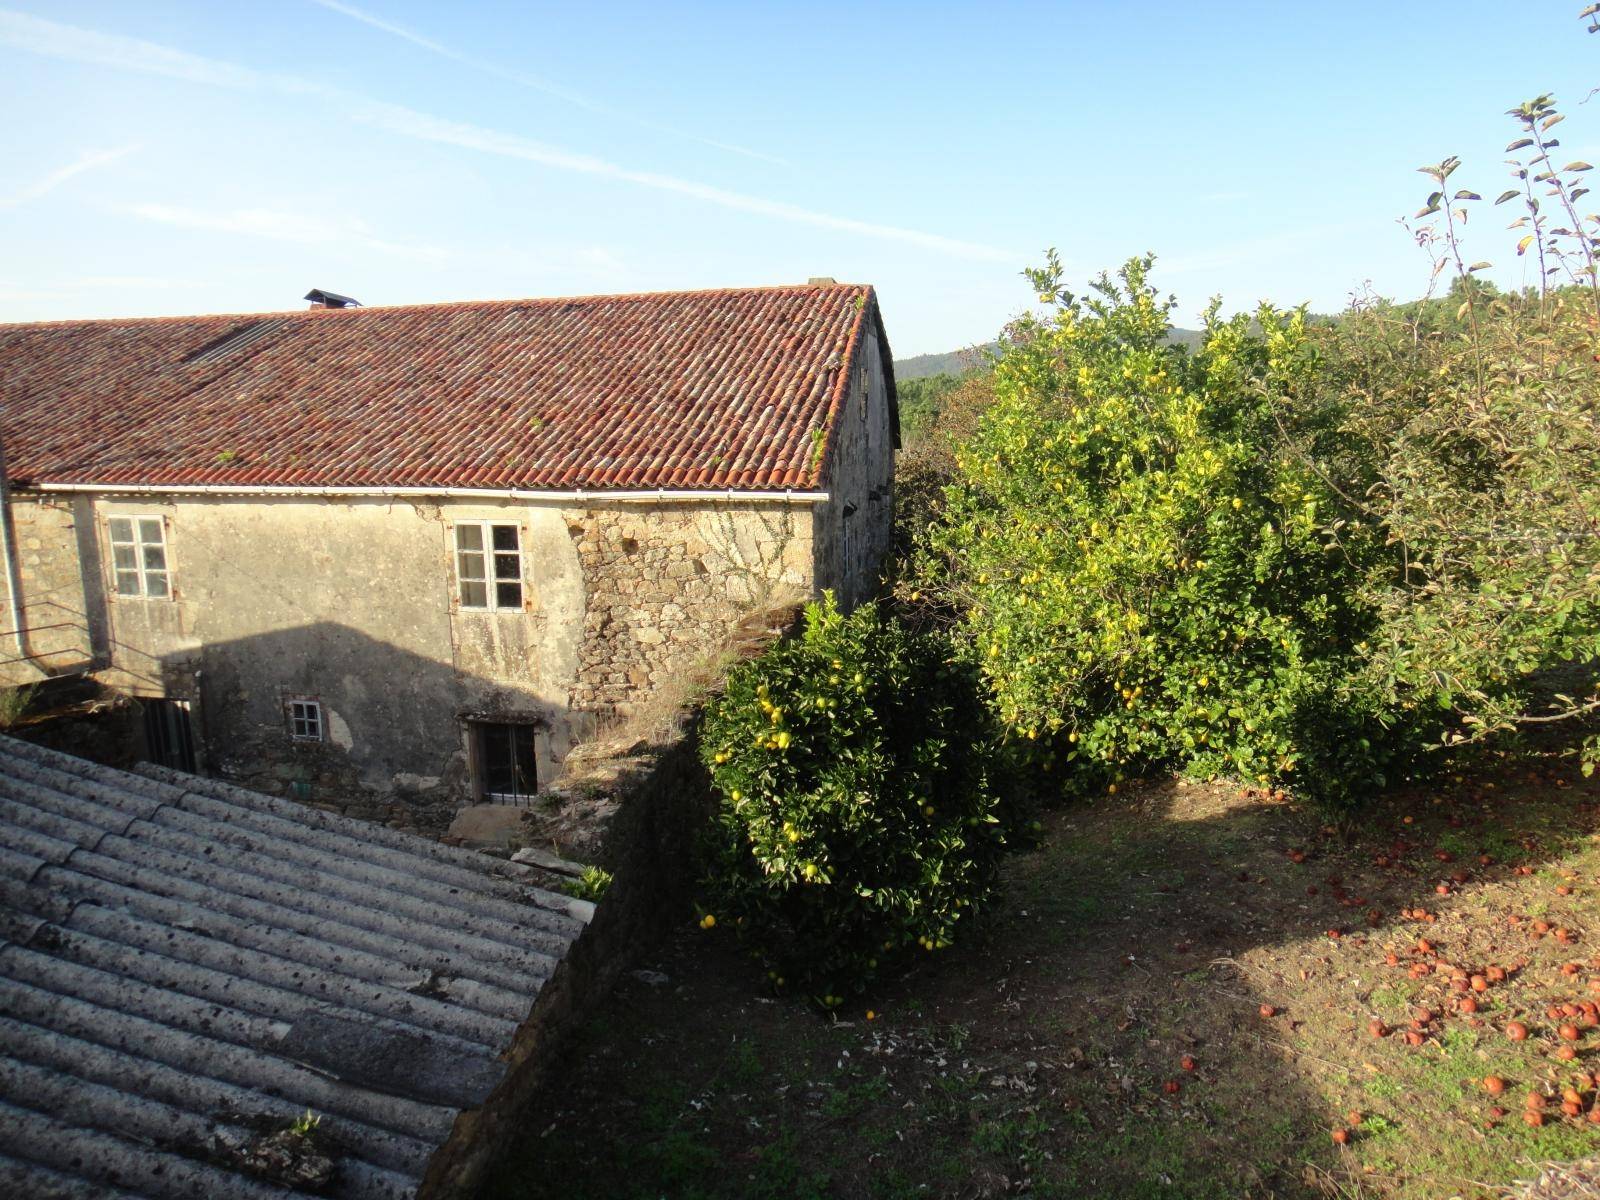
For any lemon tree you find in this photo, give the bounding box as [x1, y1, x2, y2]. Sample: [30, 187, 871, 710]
[922, 255, 1399, 807]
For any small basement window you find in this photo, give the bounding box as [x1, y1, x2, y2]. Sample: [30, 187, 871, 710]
[455, 522, 523, 611]
[286, 698, 324, 742]
[473, 721, 537, 804]
[108, 516, 171, 598]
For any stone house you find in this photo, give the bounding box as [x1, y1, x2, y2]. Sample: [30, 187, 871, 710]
[0, 282, 898, 815]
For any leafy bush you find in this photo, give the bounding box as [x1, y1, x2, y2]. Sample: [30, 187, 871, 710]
[919, 255, 1405, 806]
[1300, 135, 1600, 774]
[566, 865, 613, 903]
[699, 593, 1008, 1002]
[0, 683, 36, 729]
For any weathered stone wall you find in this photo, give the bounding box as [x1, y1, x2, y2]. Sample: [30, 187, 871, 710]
[813, 323, 896, 609]
[563, 501, 813, 717]
[0, 494, 99, 684]
[0, 491, 821, 819]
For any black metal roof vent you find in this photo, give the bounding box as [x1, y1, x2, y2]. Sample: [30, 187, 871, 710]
[304, 288, 360, 309]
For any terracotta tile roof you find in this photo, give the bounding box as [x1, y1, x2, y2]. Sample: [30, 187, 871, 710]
[0, 283, 896, 493]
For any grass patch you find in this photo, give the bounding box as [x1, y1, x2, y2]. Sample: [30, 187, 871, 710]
[485, 760, 1600, 1200]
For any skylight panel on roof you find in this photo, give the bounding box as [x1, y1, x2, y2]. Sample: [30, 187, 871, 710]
[183, 318, 289, 365]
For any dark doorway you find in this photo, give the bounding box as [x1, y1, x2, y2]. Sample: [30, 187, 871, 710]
[143, 698, 196, 773]
[473, 720, 536, 805]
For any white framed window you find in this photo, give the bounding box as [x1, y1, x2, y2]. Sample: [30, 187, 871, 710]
[454, 522, 523, 611]
[286, 698, 323, 742]
[108, 516, 171, 599]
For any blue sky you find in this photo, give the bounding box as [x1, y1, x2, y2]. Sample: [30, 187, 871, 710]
[2, 2, 1596, 355]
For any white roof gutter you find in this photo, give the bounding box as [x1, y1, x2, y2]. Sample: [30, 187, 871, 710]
[28, 482, 830, 505]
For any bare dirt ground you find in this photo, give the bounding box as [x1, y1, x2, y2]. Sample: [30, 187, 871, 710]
[486, 751, 1600, 1200]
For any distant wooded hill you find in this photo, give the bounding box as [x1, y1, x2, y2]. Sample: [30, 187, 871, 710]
[894, 346, 995, 381]
[895, 328, 1202, 381]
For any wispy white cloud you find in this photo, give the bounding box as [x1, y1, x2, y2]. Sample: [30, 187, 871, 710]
[307, 0, 790, 167]
[1, 10, 278, 90]
[1, 143, 140, 209]
[123, 202, 448, 260]
[1, 9, 1012, 262]
[347, 99, 1012, 260]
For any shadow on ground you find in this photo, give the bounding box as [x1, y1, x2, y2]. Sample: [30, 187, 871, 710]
[483, 752, 1600, 1200]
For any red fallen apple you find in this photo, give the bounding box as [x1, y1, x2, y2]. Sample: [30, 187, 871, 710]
[1507, 1021, 1530, 1042]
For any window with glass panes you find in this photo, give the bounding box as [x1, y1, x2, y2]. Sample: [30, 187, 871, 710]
[286, 698, 323, 742]
[454, 522, 523, 610]
[108, 516, 170, 598]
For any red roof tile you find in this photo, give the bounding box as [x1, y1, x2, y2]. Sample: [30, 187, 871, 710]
[0, 283, 895, 493]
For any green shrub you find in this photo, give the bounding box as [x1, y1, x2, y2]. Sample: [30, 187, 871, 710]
[1304, 142, 1600, 776]
[920, 254, 1403, 807]
[699, 593, 1008, 1003]
[567, 865, 613, 903]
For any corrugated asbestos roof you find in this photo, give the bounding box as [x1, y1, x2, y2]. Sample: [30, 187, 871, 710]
[0, 283, 895, 493]
[0, 735, 592, 1198]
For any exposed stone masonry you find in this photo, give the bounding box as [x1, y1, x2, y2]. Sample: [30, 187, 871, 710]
[564, 503, 810, 718]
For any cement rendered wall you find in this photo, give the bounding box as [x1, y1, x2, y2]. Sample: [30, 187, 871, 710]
[0, 492, 820, 819]
[0, 332, 893, 819]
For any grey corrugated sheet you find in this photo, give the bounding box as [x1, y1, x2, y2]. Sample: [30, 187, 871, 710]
[0, 735, 592, 1198]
